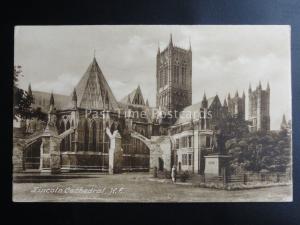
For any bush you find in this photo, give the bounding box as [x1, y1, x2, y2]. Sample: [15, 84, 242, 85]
[180, 171, 190, 182]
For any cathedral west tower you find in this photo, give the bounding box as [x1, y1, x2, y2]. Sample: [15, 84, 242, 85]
[156, 34, 192, 113]
[248, 82, 270, 132]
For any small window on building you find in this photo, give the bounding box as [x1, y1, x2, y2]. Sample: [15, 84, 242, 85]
[206, 136, 211, 148]
[188, 154, 192, 166]
[188, 136, 192, 148]
[201, 118, 205, 130]
[182, 154, 187, 165]
[181, 137, 187, 148]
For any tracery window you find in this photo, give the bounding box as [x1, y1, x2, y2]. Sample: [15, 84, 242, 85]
[91, 121, 97, 151]
[65, 121, 71, 151]
[84, 120, 89, 151]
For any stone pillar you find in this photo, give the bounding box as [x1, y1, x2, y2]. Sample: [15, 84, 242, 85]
[204, 154, 230, 176]
[40, 134, 61, 174]
[13, 140, 25, 173]
[113, 133, 123, 173]
[106, 128, 123, 174]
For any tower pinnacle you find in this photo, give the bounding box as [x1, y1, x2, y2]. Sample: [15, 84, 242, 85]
[28, 83, 32, 96]
[72, 88, 77, 109]
[267, 82, 270, 91]
[235, 90, 239, 97]
[169, 33, 173, 47]
[258, 81, 262, 89]
[50, 92, 54, 105]
[202, 92, 208, 108]
[223, 98, 228, 107]
[228, 93, 231, 100]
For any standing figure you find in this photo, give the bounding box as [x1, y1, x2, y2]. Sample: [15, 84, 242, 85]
[171, 165, 177, 183]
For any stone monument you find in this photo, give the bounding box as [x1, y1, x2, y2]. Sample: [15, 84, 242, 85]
[204, 128, 230, 176]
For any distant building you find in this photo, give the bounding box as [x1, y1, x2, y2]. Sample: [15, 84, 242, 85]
[248, 82, 270, 132]
[227, 90, 245, 119]
[156, 34, 192, 113]
[280, 114, 292, 134]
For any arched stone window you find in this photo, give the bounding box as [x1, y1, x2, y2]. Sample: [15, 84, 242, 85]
[91, 120, 97, 151]
[65, 121, 70, 151]
[99, 119, 104, 152]
[59, 121, 65, 134]
[182, 66, 186, 86]
[104, 94, 109, 109]
[71, 120, 75, 151]
[59, 121, 65, 152]
[84, 120, 89, 151]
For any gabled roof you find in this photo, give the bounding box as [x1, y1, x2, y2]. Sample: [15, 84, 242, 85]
[74, 57, 119, 110]
[32, 91, 70, 112]
[173, 95, 221, 125]
[207, 95, 221, 110]
[120, 85, 145, 106]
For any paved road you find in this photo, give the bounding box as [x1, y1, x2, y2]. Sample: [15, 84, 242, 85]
[13, 173, 292, 202]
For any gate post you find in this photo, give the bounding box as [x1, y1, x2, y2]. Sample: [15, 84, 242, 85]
[107, 128, 123, 174]
[40, 133, 61, 174]
[13, 140, 25, 172]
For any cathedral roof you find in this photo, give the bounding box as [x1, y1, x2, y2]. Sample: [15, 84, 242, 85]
[173, 95, 220, 125]
[31, 91, 70, 112]
[74, 57, 119, 110]
[120, 85, 145, 106]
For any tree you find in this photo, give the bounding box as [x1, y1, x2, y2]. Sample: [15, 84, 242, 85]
[226, 130, 291, 174]
[13, 65, 47, 122]
[13, 66, 34, 120]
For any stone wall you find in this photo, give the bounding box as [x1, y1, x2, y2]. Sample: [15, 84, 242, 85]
[149, 136, 172, 172]
[13, 139, 25, 172]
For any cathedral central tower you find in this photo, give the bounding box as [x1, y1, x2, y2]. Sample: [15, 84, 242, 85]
[156, 34, 192, 113]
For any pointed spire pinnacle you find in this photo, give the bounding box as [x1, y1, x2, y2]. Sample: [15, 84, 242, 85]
[235, 90, 239, 97]
[282, 114, 287, 124]
[28, 83, 32, 96]
[248, 83, 252, 92]
[258, 81, 262, 89]
[50, 92, 54, 105]
[189, 37, 192, 51]
[127, 95, 131, 104]
[72, 88, 77, 102]
[267, 81, 270, 91]
[157, 41, 160, 55]
[146, 99, 149, 107]
[49, 92, 55, 113]
[94, 49, 96, 58]
[223, 98, 228, 107]
[169, 33, 173, 47]
[228, 93, 231, 100]
[281, 114, 288, 130]
[202, 92, 208, 108]
[72, 88, 77, 109]
[242, 91, 245, 98]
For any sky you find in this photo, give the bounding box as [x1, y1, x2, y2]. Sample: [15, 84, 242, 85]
[14, 25, 291, 130]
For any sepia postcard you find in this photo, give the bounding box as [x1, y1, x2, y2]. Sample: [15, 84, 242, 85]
[13, 25, 292, 202]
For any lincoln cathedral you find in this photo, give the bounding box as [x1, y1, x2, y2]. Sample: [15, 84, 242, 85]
[13, 34, 271, 175]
